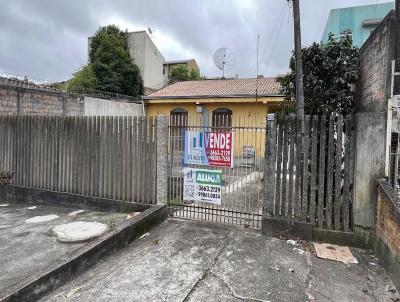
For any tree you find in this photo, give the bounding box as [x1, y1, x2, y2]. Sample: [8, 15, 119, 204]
[169, 64, 201, 82]
[170, 64, 190, 82]
[277, 34, 359, 116]
[89, 25, 143, 97]
[67, 64, 96, 92]
[189, 68, 201, 80]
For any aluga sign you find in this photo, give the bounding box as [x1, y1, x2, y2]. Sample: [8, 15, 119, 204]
[183, 167, 222, 205]
[184, 130, 234, 167]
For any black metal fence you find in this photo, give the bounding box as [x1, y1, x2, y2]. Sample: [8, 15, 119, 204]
[167, 114, 265, 229]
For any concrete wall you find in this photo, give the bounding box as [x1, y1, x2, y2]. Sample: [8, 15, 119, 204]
[375, 179, 400, 290]
[354, 10, 398, 230]
[356, 11, 396, 113]
[84, 97, 143, 116]
[127, 31, 165, 89]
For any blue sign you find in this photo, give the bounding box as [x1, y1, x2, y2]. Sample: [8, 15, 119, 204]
[184, 130, 209, 165]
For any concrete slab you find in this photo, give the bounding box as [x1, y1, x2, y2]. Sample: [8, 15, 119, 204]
[40, 219, 399, 302]
[0, 203, 126, 298]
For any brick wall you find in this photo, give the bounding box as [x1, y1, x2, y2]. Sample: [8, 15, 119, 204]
[356, 11, 398, 113]
[0, 78, 144, 117]
[375, 179, 400, 289]
[0, 81, 84, 116]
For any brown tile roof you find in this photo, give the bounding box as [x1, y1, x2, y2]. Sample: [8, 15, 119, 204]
[144, 77, 282, 99]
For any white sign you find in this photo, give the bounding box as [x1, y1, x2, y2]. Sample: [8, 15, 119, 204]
[183, 167, 222, 205]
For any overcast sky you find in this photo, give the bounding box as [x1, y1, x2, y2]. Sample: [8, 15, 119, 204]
[0, 0, 394, 83]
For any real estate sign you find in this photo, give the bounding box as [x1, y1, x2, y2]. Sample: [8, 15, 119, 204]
[183, 167, 222, 205]
[184, 130, 234, 167]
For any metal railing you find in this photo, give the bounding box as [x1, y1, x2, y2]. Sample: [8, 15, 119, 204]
[0, 76, 141, 103]
[167, 114, 265, 229]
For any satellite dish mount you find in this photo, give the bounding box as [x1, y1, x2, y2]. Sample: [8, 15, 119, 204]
[213, 47, 235, 78]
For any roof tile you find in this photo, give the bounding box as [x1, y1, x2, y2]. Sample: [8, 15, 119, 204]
[145, 77, 282, 98]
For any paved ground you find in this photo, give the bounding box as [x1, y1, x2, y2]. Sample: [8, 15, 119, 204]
[40, 218, 399, 302]
[0, 203, 127, 297]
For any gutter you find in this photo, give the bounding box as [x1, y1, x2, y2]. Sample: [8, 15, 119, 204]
[142, 93, 284, 100]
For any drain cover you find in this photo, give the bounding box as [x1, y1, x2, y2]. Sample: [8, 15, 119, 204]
[53, 221, 108, 243]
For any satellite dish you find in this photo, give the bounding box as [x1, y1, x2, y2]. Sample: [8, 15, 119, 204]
[213, 47, 235, 78]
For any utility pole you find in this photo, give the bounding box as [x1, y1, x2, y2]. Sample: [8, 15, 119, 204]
[292, 0, 305, 138]
[291, 0, 306, 211]
[256, 34, 259, 102]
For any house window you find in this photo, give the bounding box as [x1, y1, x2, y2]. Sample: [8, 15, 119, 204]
[170, 108, 188, 151]
[212, 108, 232, 129]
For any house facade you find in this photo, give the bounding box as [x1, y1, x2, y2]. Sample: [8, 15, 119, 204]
[143, 77, 283, 156]
[144, 77, 283, 123]
[322, 2, 394, 48]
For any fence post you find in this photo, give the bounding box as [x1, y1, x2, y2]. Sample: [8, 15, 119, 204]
[156, 115, 168, 204]
[263, 114, 277, 216]
[353, 112, 387, 230]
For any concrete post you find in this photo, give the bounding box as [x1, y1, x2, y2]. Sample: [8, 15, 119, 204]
[353, 112, 387, 230]
[156, 115, 168, 204]
[17, 89, 23, 115]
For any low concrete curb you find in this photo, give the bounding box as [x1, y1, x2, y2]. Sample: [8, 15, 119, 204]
[262, 217, 373, 250]
[2, 185, 150, 213]
[0, 187, 168, 302]
[262, 216, 313, 241]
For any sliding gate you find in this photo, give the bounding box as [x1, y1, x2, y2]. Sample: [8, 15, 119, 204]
[167, 115, 265, 229]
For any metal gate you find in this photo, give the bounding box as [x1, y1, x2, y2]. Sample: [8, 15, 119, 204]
[167, 115, 265, 229]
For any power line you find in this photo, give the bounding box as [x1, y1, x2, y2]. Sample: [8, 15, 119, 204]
[262, 4, 289, 74]
[252, 3, 287, 76]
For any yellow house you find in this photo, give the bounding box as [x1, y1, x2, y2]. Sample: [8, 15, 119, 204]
[143, 77, 283, 158]
[144, 77, 283, 121]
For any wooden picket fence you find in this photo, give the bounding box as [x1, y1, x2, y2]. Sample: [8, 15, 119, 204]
[0, 115, 157, 204]
[264, 114, 354, 231]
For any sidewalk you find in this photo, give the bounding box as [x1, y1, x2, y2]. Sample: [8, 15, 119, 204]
[40, 219, 399, 302]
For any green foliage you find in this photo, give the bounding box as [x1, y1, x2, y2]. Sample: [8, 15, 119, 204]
[89, 25, 143, 97]
[170, 64, 201, 82]
[189, 68, 201, 80]
[277, 34, 359, 115]
[52, 81, 68, 91]
[67, 64, 96, 92]
[170, 64, 190, 82]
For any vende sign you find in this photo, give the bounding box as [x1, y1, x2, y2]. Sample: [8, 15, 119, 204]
[184, 130, 234, 167]
[204, 132, 233, 167]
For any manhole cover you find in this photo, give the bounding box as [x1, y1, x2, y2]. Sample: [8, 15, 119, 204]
[53, 221, 108, 243]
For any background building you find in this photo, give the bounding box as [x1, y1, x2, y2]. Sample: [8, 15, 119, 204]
[89, 30, 200, 91]
[322, 2, 394, 47]
[163, 59, 200, 81]
[125, 31, 166, 90]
